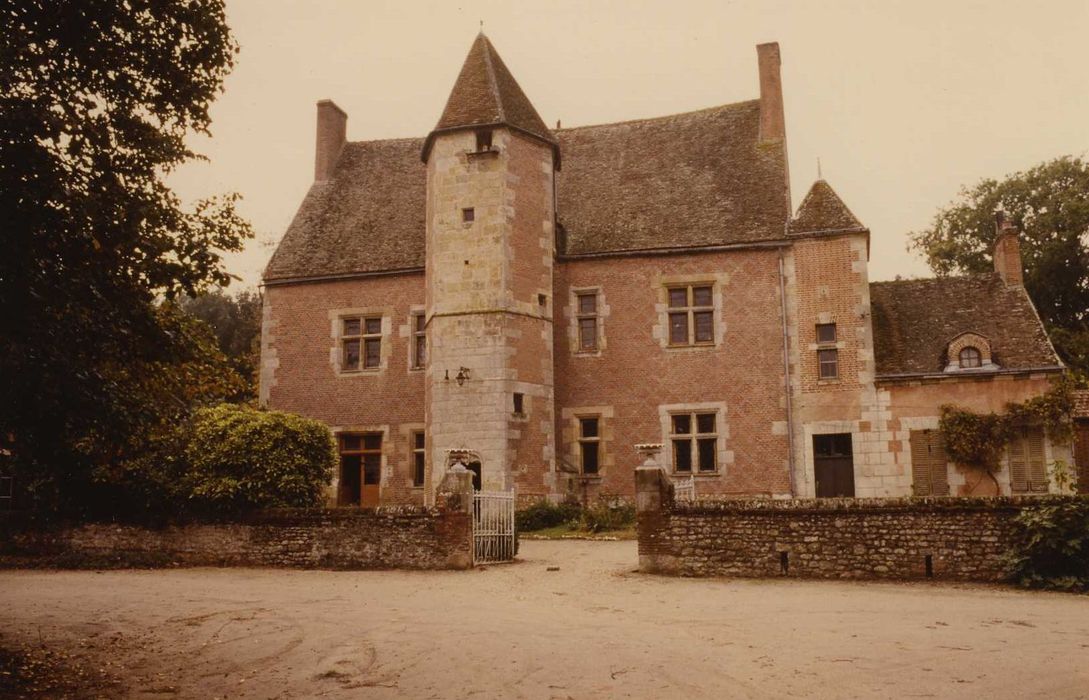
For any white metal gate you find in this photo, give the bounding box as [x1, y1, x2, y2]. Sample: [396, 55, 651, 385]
[473, 491, 515, 564]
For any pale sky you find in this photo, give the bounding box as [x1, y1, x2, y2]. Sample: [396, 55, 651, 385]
[169, 0, 1089, 290]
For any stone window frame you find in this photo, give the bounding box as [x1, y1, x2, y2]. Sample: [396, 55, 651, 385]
[331, 307, 392, 376]
[560, 406, 614, 478]
[566, 286, 608, 356]
[807, 314, 845, 384]
[658, 402, 732, 478]
[665, 284, 715, 347]
[944, 332, 998, 373]
[411, 430, 426, 489]
[409, 309, 426, 372]
[652, 273, 728, 350]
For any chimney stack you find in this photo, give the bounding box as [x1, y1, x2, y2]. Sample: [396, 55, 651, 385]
[757, 43, 785, 142]
[314, 100, 347, 182]
[993, 210, 1024, 286]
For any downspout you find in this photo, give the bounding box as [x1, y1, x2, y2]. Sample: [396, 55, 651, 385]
[778, 250, 797, 496]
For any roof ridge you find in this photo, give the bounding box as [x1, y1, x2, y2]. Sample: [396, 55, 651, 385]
[557, 99, 760, 132]
[869, 272, 1000, 287]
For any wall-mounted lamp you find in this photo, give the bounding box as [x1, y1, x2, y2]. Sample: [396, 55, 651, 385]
[455, 366, 471, 387]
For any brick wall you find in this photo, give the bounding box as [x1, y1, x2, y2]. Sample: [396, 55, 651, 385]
[636, 467, 1062, 582]
[553, 249, 793, 501]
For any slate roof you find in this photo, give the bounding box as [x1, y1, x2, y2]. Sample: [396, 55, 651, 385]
[789, 179, 867, 235]
[870, 275, 1061, 377]
[1073, 389, 1089, 419]
[556, 102, 790, 255]
[264, 100, 792, 281]
[422, 33, 557, 162]
[264, 138, 426, 282]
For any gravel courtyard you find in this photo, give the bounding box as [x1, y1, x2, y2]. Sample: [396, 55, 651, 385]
[1, 540, 1087, 699]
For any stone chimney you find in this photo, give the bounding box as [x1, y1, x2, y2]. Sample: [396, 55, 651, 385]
[314, 99, 347, 182]
[757, 42, 785, 142]
[993, 210, 1024, 286]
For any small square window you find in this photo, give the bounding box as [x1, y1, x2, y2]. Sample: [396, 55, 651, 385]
[578, 293, 597, 315]
[580, 417, 599, 438]
[696, 413, 715, 434]
[538, 294, 547, 307]
[513, 393, 525, 415]
[666, 284, 715, 346]
[668, 288, 688, 308]
[343, 319, 361, 336]
[364, 317, 382, 335]
[692, 286, 713, 307]
[462, 207, 475, 223]
[816, 323, 837, 344]
[475, 129, 493, 151]
[672, 414, 691, 435]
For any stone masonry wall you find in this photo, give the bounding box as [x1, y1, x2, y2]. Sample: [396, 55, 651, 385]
[636, 467, 1048, 582]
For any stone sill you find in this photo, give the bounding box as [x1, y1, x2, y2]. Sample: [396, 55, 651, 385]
[466, 149, 499, 160]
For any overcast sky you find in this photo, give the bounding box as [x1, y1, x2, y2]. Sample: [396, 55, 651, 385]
[168, 0, 1089, 290]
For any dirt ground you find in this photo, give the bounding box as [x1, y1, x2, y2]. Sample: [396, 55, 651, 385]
[1, 540, 1087, 699]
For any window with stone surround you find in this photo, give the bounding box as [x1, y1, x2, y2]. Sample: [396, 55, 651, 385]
[342, 316, 382, 371]
[579, 416, 600, 475]
[576, 292, 599, 352]
[411, 431, 425, 488]
[671, 412, 717, 473]
[411, 313, 426, 370]
[667, 285, 714, 346]
[816, 323, 838, 379]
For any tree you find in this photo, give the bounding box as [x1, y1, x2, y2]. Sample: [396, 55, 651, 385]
[0, 1, 252, 512]
[181, 289, 263, 397]
[909, 156, 1089, 380]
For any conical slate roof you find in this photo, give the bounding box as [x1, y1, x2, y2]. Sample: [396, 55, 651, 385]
[789, 179, 867, 234]
[421, 33, 557, 162]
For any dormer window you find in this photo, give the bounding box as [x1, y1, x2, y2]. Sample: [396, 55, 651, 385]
[475, 129, 493, 152]
[958, 347, 982, 369]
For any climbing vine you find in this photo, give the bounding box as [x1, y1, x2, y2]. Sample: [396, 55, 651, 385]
[938, 378, 1075, 473]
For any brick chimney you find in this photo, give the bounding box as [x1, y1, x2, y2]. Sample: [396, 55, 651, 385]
[314, 99, 347, 182]
[993, 210, 1024, 286]
[757, 42, 785, 142]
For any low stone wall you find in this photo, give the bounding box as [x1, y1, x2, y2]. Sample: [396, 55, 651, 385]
[636, 466, 1058, 582]
[1, 471, 477, 571]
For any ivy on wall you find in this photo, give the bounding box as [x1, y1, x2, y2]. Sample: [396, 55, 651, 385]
[938, 378, 1075, 473]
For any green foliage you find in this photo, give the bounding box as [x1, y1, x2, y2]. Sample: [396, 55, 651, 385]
[0, 2, 252, 512]
[579, 496, 636, 533]
[516, 499, 581, 531]
[185, 405, 336, 512]
[180, 289, 263, 398]
[1006, 498, 1089, 591]
[939, 379, 1075, 472]
[908, 156, 1089, 381]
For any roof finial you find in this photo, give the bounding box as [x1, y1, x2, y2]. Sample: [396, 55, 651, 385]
[817, 157, 822, 180]
[479, 20, 484, 34]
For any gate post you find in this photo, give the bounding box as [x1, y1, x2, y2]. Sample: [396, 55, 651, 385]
[437, 466, 475, 569]
[635, 457, 679, 574]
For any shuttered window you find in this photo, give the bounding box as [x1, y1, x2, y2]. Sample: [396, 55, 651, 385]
[1009, 426, 1048, 493]
[909, 430, 949, 496]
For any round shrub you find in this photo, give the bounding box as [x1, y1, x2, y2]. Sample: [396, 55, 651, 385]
[185, 404, 336, 512]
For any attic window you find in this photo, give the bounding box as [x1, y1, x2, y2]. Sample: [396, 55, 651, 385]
[475, 129, 493, 152]
[462, 207, 475, 223]
[959, 347, 982, 369]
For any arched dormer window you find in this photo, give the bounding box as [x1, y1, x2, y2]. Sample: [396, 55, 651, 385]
[958, 346, 982, 368]
[944, 332, 997, 373]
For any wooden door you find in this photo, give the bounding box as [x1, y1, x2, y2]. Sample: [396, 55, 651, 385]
[1009, 426, 1047, 493]
[339, 455, 361, 506]
[910, 430, 949, 496]
[361, 453, 381, 508]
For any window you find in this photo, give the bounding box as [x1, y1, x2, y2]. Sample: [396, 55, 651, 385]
[671, 412, 717, 473]
[667, 285, 714, 346]
[576, 292, 598, 352]
[475, 129, 493, 152]
[411, 313, 426, 369]
[579, 417, 600, 475]
[958, 346, 982, 369]
[342, 316, 382, 371]
[513, 393, 525, 416]
[816, 322, 838, 379]
[910, 430, 949, 496]
[462, 207, 475, 223]
[411, 432, 425, 488]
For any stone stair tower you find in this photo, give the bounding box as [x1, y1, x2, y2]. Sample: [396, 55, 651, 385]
[421, 33, 559, 499]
